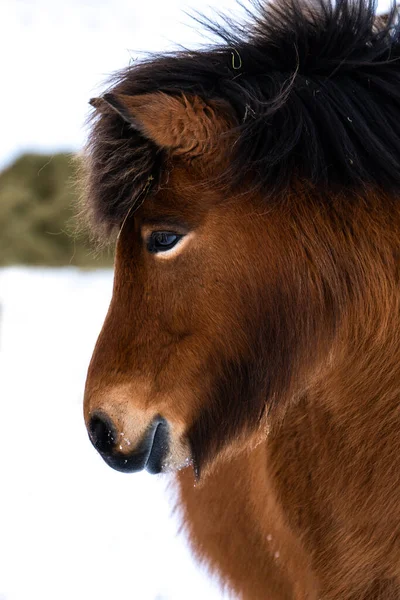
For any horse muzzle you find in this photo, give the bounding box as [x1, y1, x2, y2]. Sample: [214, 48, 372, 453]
[88, 412, 170, 474]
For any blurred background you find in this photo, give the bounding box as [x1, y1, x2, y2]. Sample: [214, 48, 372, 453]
[0, 0, 393, 599]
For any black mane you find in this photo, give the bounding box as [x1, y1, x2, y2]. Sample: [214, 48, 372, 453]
[86, 0, 400, 233]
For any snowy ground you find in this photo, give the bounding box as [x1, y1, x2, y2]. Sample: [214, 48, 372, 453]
[0, 267, 227, 600]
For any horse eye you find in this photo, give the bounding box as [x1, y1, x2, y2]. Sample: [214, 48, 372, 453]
[147, 231, 183, 253]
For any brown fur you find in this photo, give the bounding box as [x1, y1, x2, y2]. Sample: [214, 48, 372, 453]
[83, 2, 400, 597]
[100, 92, 234, 158]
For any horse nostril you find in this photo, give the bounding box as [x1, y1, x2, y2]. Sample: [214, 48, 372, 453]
[88, 413, 116, 454]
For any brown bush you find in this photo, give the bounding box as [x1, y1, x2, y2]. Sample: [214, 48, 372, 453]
[0, 153, 113, 267]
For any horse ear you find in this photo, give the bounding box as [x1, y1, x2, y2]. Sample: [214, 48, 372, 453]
[91, 92, 235, 157]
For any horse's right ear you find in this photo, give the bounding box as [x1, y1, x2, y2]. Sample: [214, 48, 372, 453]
[90, 92, 236, 158]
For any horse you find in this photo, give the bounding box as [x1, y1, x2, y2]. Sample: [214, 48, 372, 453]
[82, 0, 400, 597]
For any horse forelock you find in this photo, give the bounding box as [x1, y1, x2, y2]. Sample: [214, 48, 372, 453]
[83, 0, 400, 240]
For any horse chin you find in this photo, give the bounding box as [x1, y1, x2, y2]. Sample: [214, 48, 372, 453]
[161, 439, 193, 474]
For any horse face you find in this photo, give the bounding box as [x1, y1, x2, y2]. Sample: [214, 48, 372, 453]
[84, 164, 275, 475]
[83, 93, 329, 476]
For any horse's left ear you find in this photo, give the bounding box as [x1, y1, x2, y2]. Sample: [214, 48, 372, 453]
[90, 92, 235, 157]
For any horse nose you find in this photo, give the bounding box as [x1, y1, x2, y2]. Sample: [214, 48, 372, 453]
[87, 413, 169, 474]
[88, 413, 116, 454]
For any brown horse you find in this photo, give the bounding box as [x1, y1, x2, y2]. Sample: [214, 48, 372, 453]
[82, 1, 400, 597]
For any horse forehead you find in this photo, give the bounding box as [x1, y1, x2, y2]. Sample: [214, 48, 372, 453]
[142, 161, 231, 216]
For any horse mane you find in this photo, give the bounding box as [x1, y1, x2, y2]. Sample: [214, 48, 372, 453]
[84, 0, 400, 236]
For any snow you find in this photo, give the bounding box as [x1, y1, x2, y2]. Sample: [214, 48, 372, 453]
[0, 267, 228, 600]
